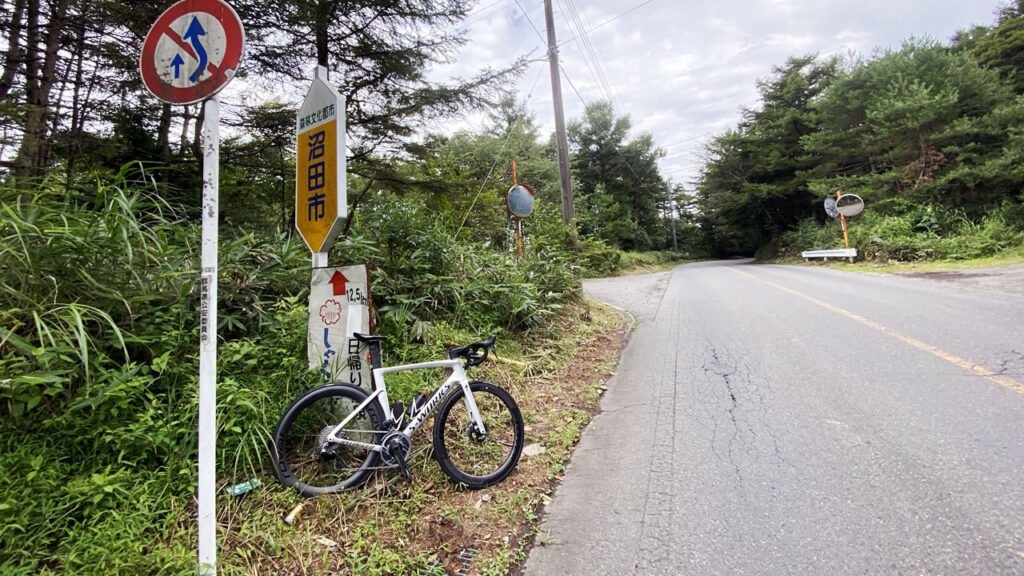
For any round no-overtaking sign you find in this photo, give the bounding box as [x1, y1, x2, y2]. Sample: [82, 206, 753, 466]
[140, 0, 244, 105]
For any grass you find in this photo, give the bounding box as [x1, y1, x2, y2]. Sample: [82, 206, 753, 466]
[200, 298, 626, 575]
[613, 251, 693, 276]
[802, 244, 1024, 274]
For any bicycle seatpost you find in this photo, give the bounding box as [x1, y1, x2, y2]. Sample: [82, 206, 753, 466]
[367, 341, 382, 370]
[352, 333, 386, 387]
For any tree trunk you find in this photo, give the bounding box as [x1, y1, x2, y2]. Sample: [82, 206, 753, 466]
[341, 177, 375, 236]
[314, 0, 338, 67]
[157, 103, 172, 161]
[179, 105, 193, 157]
[12, 0, 69, 192]
[192, 101, 204, 160]
[0, 0, 28, 100]
[64, 17, 88, 186]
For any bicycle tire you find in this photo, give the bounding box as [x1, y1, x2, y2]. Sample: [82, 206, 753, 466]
[432, 380, 524, 489]
[272, 383, 384, 496]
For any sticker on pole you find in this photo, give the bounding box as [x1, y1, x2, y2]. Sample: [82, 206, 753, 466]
[140, 0, 244, 105]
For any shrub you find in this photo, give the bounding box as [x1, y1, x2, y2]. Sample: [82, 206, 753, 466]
[1, 167, 586, 574]
[768, 201, 1024, 262]
[577, 238, 621, 278]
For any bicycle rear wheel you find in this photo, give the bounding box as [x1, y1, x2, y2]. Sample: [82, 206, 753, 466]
[272, 384, 384, 496]
[432, 381, 524, 489]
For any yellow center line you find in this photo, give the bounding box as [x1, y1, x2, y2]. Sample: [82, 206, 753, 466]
[727, 267, 1024, 396]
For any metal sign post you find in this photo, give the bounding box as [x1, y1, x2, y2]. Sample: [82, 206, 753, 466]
[140, 2, 243, 574]
[512, 161, 521, 257]
[834, 191, 865, 249]
[197, 96, 219, 576]
[837, 191, 850, 249]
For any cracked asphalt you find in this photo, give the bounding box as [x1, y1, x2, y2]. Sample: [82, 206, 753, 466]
[521, 260, 1024, 575]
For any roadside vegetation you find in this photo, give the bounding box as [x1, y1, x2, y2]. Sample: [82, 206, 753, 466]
[0, 168, 617, 575]
[761, 202, 1024, 264]
[578, 243, 691, 277]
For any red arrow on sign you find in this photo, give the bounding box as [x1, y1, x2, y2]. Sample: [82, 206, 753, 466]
[329, 271, 348, 296]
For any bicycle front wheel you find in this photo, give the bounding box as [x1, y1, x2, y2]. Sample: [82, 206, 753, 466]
[432, 381, 524, 489]
[272, 384, 384, 497]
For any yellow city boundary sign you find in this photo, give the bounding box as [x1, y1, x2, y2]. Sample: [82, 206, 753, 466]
[296, 67, 346, 254]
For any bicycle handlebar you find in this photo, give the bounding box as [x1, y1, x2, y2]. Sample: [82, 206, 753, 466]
[449, 335, 497, 368]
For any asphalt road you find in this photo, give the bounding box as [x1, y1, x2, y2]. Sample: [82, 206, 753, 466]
[522, 259, 1024, 575]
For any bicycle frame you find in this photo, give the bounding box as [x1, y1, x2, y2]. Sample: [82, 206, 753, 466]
[324, 357, 486, 452]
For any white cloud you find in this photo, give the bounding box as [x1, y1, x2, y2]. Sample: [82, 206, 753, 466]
[428, 0, 1000, 187]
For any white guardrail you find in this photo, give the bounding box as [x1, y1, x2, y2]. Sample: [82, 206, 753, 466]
[801, 248, 858, 263]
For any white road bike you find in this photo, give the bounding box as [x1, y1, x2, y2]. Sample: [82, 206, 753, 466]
[272, 333, 524, 496]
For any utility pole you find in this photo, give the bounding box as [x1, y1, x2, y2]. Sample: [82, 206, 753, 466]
[669, 185, 678, 252]
[544, 0, 574, 226]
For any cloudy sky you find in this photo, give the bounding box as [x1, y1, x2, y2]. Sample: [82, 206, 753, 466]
[430, 0, 1003, 188]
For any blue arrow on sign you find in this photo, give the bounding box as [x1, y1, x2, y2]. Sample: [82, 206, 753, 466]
[170, 53, 184, 78]
[183, 16, 208, 83]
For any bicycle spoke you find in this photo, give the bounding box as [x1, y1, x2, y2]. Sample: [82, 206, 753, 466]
[272, 385, 384, 496]
[434, 382, 524, 487]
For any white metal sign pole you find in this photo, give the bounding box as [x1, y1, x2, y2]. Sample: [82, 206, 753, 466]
[139, 3, 243, 572]
[198, 95, 220, 576]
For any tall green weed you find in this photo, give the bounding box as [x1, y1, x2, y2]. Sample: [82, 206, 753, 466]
[0, 164, 584, 574]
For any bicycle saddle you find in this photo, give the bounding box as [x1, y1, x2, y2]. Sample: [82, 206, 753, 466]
[352, 332, 386, 344]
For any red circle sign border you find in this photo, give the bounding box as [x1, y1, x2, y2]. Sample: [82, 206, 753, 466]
[140, 0, 244, 105]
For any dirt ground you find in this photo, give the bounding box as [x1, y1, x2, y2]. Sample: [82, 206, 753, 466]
[894, 263, 1024, 296]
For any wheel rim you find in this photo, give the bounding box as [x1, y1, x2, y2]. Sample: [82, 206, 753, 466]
[281, 392, 377, 490]
[441, 389, 518, 480]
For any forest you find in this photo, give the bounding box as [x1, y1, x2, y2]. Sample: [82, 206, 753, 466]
[698, 2, 1024, 259]
[1, 0, 1023, 574]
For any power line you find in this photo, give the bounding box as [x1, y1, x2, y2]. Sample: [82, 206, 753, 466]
[547, 0, 664, 190]
[569, 0, 620, 110]
[556, 0, 656, 49]
[661, 149, 706, 160]
[468, 0, 506, 18]
[558, 0, 618, 110]
[462, 0, 512, 28]
[659, 133, 709, 149]
[511, 0, 547, 44]
[558, 63, 651, 190]
[457, 64, 547, 236]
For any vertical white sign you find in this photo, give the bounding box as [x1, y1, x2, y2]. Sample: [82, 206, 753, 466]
[308, 265, 372, 387]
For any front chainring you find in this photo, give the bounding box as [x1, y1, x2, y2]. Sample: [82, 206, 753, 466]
[380, 432, 412, 467]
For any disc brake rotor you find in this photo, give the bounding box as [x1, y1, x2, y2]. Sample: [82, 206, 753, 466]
[468, 422, 487, 444]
